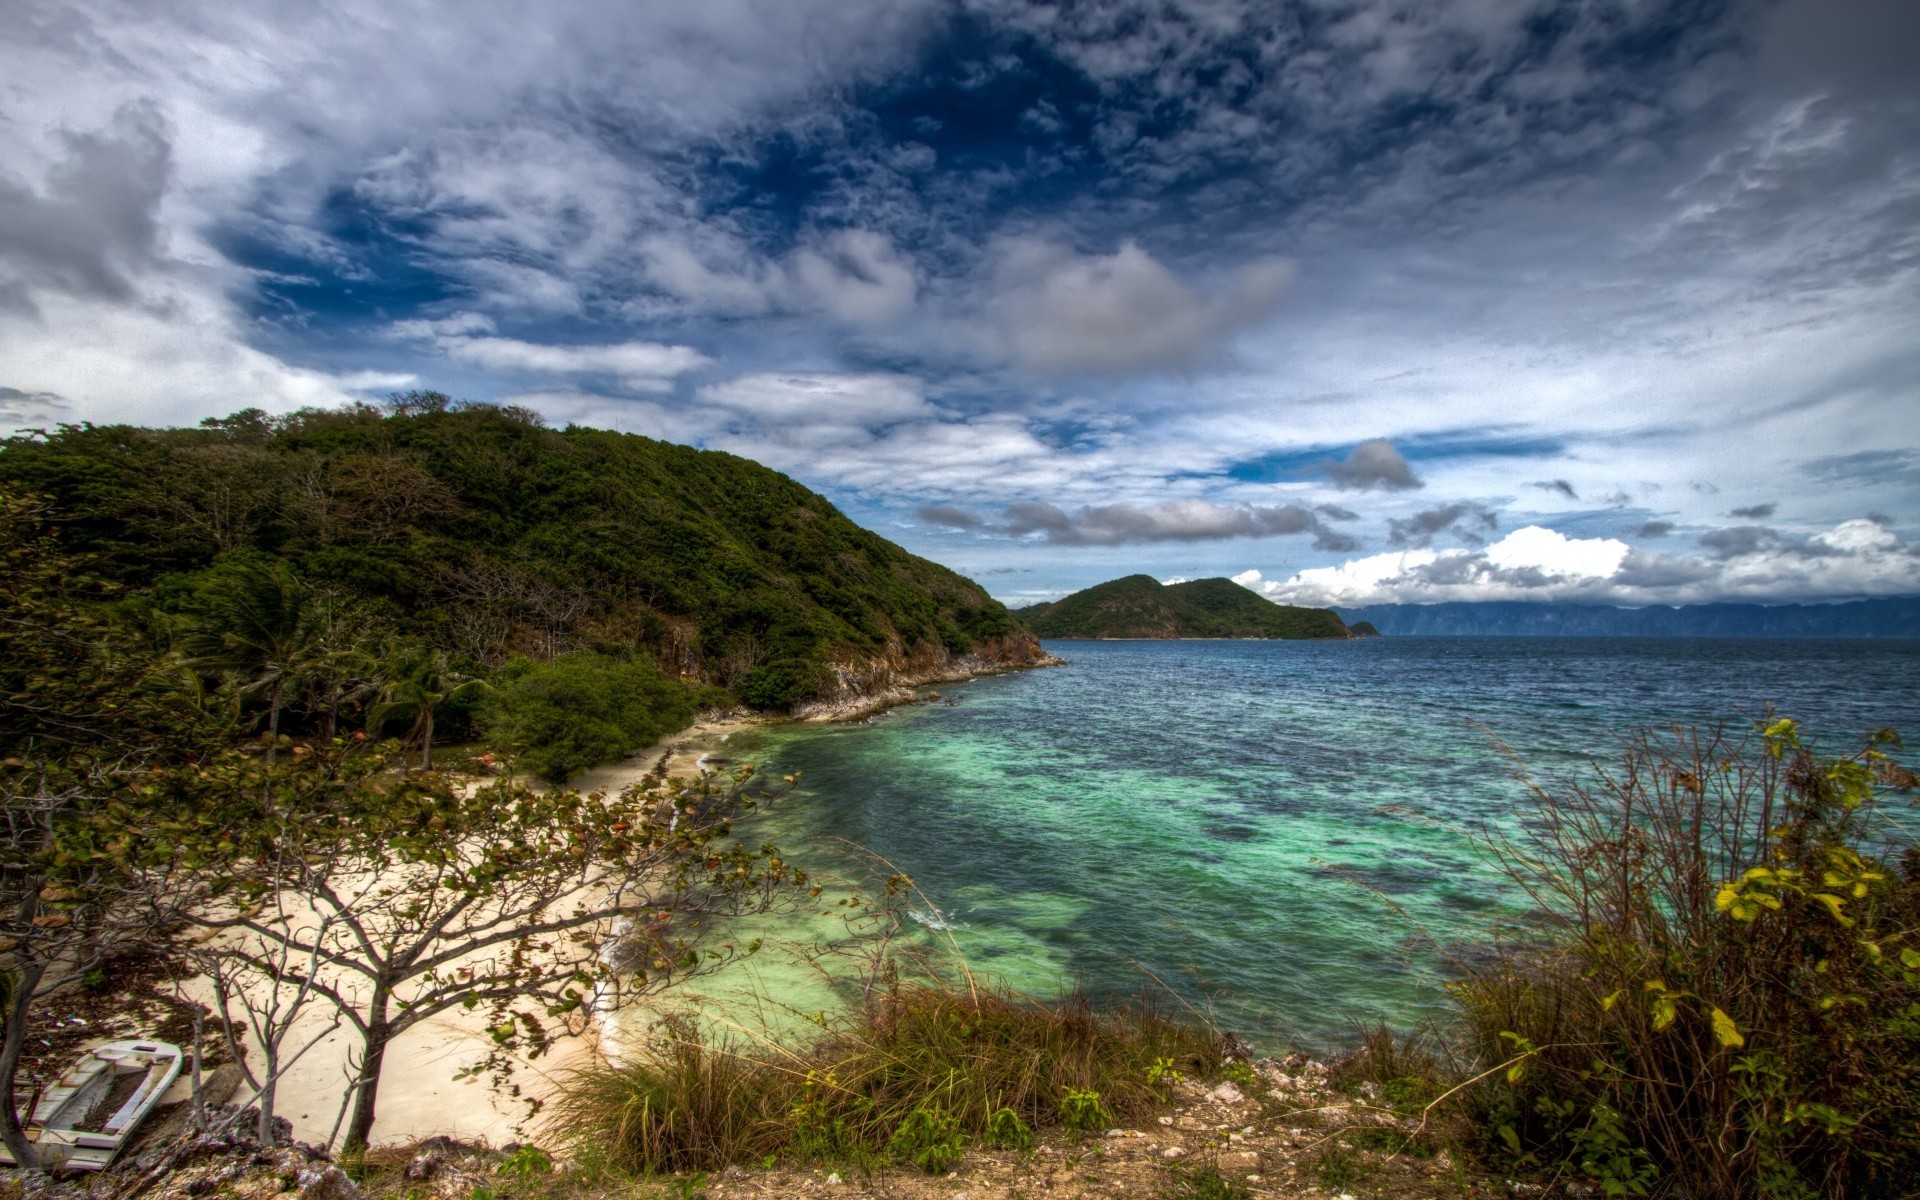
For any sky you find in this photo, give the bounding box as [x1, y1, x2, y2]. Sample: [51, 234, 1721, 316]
[3, 0, 1917, 608]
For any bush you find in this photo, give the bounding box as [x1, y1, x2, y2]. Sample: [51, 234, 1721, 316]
[550, 985, 1222, 1176]
[481, 652, 703, 782]
[1452, 718, 1918, 1199]
[739, 657, 835, 711]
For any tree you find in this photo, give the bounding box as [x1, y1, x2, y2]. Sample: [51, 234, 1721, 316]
[480, 653, 709, 783]
[182, 559, 349, 761]
[187, 751, 800, 1151]
[0, 487, 214, 1167]
[368, 645, 486, 771]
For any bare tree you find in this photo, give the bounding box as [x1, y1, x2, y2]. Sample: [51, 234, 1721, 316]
[185, 753, 799, 1151]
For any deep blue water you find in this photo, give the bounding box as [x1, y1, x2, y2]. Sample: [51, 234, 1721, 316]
[725, 639, 1920, 1049]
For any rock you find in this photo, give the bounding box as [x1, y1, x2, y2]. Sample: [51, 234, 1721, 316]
[1160, 1146, 1188, 1159]
[1222, 1151, 1260, 1171]
[825, 1171, 843, 1185]
[1206, 1082, 1245, 1105]
[1157, 1115, 1174, 1126]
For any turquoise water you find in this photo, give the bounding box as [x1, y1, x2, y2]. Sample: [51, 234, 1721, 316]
[724, 638, 1920, 1051]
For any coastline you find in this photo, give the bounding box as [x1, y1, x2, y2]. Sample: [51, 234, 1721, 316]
[158, 655, 1057, 1152]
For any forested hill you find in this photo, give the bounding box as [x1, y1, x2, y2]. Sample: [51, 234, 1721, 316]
[1017, 575, 1352, 639]
[0, 397, 1045, 713]
[1335, 598, 1920, 637]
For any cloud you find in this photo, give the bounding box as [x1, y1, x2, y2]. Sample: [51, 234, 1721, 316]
[699, 372, 933, 425]
[985, 239, 1291, 374]
[1729, 502, 1777, 519]
[793, 230, 919, 329]
[1388, 502, 1499, 548]
[390, 314, 709, 391]
[1531, 479, 1579, 500]
[917, 504, 984, 530]
[1699, 525, 1782, 558]
[0, 386, 66, 425]
[1634, 520, 1676, 538]
[985, 498, 1358, 549]
[1255, 520, 1919, 606]
[1802, 450, 1920, 488]
[0, 102, 169, 310]
[1324, 440, 1422, 492]
[641, 229, 918, 328]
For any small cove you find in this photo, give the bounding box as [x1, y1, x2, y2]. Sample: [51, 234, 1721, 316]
[705, 637, 1920, 1051]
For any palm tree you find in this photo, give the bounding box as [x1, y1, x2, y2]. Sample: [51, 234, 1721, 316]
[367, 646, 486, 770]
[182, 560, 347, 761]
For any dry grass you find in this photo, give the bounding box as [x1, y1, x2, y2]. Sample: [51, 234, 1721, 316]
[548, 982, 1224, 1177]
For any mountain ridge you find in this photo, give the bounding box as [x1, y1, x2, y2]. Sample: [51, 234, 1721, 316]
[1335, 598, 1920, 637]
[1017, 574, 1353, 639]
[0, 398, 1052, 713]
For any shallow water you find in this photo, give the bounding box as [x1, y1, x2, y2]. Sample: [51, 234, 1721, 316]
[722, 638, 1920, 1050]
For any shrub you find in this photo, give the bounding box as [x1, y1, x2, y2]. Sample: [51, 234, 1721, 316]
[738, 657, 835, 711]
[1452, 718, 1918, 1199]
[481, 652, 702, 782]
[550, 984, 1221, 1175]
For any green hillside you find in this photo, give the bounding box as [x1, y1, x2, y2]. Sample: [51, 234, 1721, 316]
[1015, 574, 1352, 640]
[0, 395, 1042, 717]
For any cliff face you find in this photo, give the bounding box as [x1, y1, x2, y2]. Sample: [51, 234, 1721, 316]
[797, 631, 1062, 719]
[1017, 575, 1352, 640]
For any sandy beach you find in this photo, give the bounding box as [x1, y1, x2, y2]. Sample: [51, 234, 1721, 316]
[176, 711, 771, 1151]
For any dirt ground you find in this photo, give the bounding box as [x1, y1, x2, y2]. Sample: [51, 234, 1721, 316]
[350, 1058, 1509, 1200]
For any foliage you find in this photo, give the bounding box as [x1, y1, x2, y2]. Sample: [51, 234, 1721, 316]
[184, 753, 801, 1151]
[481, 652, 715, 782]
[367, 644, 487, 770]
[0, 486, 230, 1165]
[550, 984, 1222, 1175]
[0, 401, 1038, 714]
[1450, 718, 1919, 1199]
[1016, 575, 1350, 640]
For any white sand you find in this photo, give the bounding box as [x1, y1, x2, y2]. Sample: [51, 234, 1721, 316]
[181, 715, 766, 1150]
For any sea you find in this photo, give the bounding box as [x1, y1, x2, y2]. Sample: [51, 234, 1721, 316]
[706, 638, 1920, 1052]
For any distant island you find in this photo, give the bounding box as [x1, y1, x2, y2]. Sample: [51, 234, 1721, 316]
[1016, 574, 1357, 639]
[1337, 597, 1920, 637]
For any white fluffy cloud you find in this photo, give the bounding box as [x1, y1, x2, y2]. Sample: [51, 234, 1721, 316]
[390, 314, 709, 392]
[1243, 521, 1918, 606]
[698, 372, 933, 425]
[983, 238, 1291, 374]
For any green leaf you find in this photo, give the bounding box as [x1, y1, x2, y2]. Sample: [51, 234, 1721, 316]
[1710, 1007, 1745, 1048]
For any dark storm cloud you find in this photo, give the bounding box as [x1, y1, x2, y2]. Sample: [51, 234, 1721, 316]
[990, 499, 1357, 549]
[1699, 526, 1782, 558]
[1531, 480, 1579, 500]
[0, 103, 169, 310]
[1729, 502, 1777, 519]
[917, 504, 985, 529]
[0, 386, 67, 424]
[1634, 520, 1675, 538]
[1388, 502, 1500, 548]
[1323, 440, 1421, 492]
[1315, 504, 1359, 522]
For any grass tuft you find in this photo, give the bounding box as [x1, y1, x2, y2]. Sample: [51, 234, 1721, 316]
[550, 984, 1221, 1175]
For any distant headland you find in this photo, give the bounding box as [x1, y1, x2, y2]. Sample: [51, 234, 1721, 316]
[1014, 574, 1360, 639]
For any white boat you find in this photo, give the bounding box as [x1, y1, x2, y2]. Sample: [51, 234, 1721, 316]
[1, 1040, 183, 1171]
